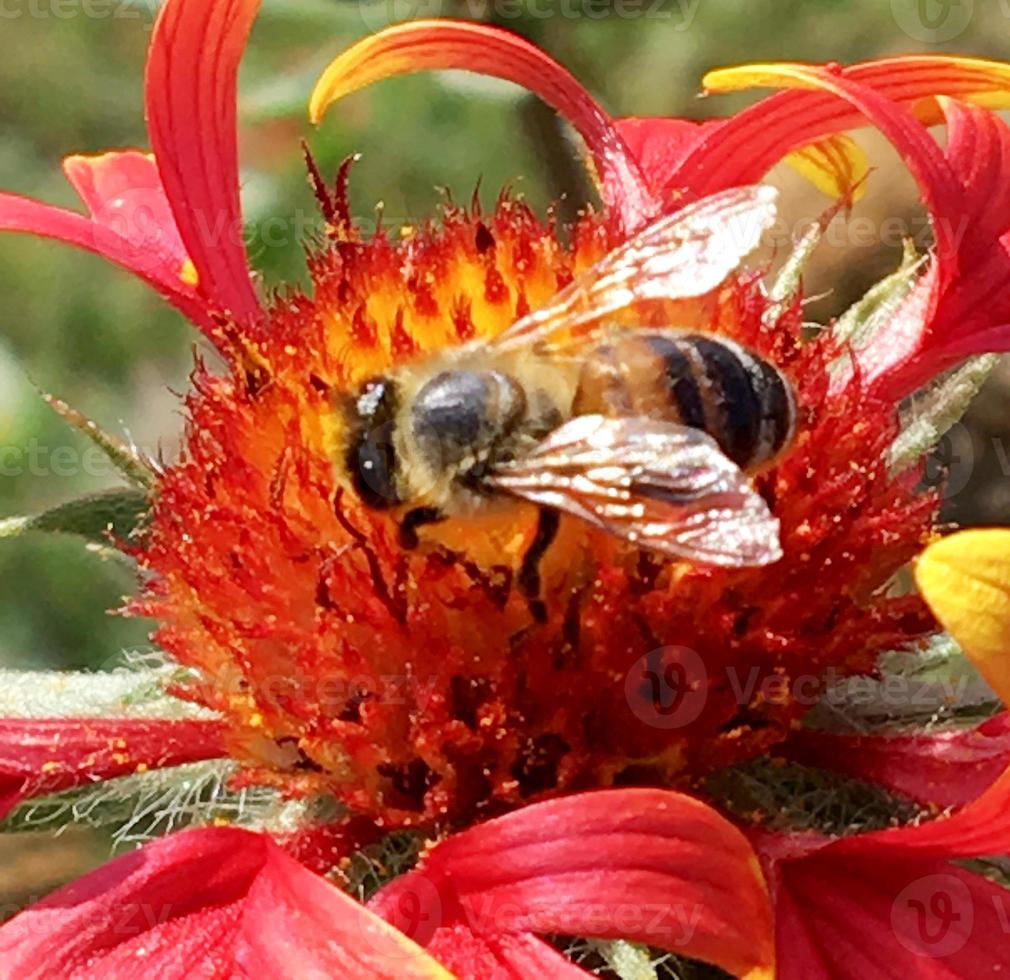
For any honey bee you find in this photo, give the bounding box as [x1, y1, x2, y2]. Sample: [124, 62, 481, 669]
[341, 185, 794, 611]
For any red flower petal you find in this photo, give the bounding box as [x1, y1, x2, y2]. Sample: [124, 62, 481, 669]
[309, 19, 657, 233]
[370, 788, 774, 979]
[0, 827, 451, 978]
[427, 925, 589, 978]
[759, 706, 1010, 978]
[0, 191, 212, 329]
[769, 851, 1010, 979]
[779, 713, 1010, 809]
[0, 718, 227, 818]
[144, 0, 263, 325]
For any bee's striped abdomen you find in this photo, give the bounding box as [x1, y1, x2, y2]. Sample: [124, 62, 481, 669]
[574, 331, 796, 471]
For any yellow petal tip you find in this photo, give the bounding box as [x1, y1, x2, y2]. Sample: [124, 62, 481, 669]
[916, 529, 1010, 703]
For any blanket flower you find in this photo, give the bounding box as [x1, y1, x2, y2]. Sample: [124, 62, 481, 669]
[2, 6, 1010, 977]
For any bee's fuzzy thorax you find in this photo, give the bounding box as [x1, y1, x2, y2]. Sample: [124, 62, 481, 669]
[134, 193, 938, 830]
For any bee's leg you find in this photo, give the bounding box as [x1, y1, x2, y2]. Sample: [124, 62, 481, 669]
[399, 506, 445, 550]
[517, 508, 560, 623]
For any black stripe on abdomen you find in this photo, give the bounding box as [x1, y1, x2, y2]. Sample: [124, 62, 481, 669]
[754, 358, 794, 458]
[642, 334, 706, 430]
[688, 336, 762, 468]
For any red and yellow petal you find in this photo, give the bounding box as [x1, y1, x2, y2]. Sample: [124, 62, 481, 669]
[801, 529, 1010, 856]
[0, 827, 451, 979]
[848, 55, 1010, 121]
[699, 62, 1010, 397]
[754, 526, 1010, 977]
[617, 116, 868, 204]
[371, 788, 775, 979]
[145, 0, 263, 325]
[782, 134, 869, 203]
[663, 55, 1010, 202]
[915, 529, 1010, 709]
[0, 717, 227, 818]
[309, 19, 656, 233]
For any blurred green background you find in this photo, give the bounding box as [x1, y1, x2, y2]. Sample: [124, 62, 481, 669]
[1, 0, 1009, 672]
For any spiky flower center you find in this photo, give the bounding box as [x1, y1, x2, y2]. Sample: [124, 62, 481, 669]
[137, 197, 935, 828]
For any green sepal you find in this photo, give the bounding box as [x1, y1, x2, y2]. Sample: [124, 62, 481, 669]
[764, 199, 846, 326]
[832, 240, 923, 348]
[586, 940, 663, 980]
[40, 390, 156, 490]
[0, 488, 150, 547]
[888, 354, 999, 473]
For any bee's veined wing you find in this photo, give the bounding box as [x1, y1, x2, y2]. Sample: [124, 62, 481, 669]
[490, 415, 782, 567]
[491, 185, 778, 354]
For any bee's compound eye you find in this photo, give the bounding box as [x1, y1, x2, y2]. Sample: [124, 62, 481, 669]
[349, 422, 400, 509]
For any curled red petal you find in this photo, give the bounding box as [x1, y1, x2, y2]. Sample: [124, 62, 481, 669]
[779, 713, 1010, 810]
[0, 827, 451, 978]
[698, 64, 961, 267]
[370, 788, 774, 979]
[672, 56, 1010, 199]
[62, 151, 188, 269]
[309, 20, 656, 233]
[832, 766, 1010, 860]
[0, 191, 213, 329]
[619, 117, 867, 204]
[145, 0, 263, 325]
[0, 718, 227, 818]
[907, 99, 1010, 377]
[614, 117, 722, 199]
[853, 99, 1010, 397]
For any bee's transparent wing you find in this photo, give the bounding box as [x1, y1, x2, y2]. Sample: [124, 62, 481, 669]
[491, 185, 778, 355]
[491, 415, 782, 567]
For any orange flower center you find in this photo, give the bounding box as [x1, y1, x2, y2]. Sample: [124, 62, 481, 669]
[137, 196, 936, 828]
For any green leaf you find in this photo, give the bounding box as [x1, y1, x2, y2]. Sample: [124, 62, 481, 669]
[40, 390, 156, 490]
[0, 488, 150, 547]
[888, 354, 999, 473]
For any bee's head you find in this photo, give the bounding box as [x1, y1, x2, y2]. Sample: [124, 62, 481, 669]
[344, 376, 401, 509]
